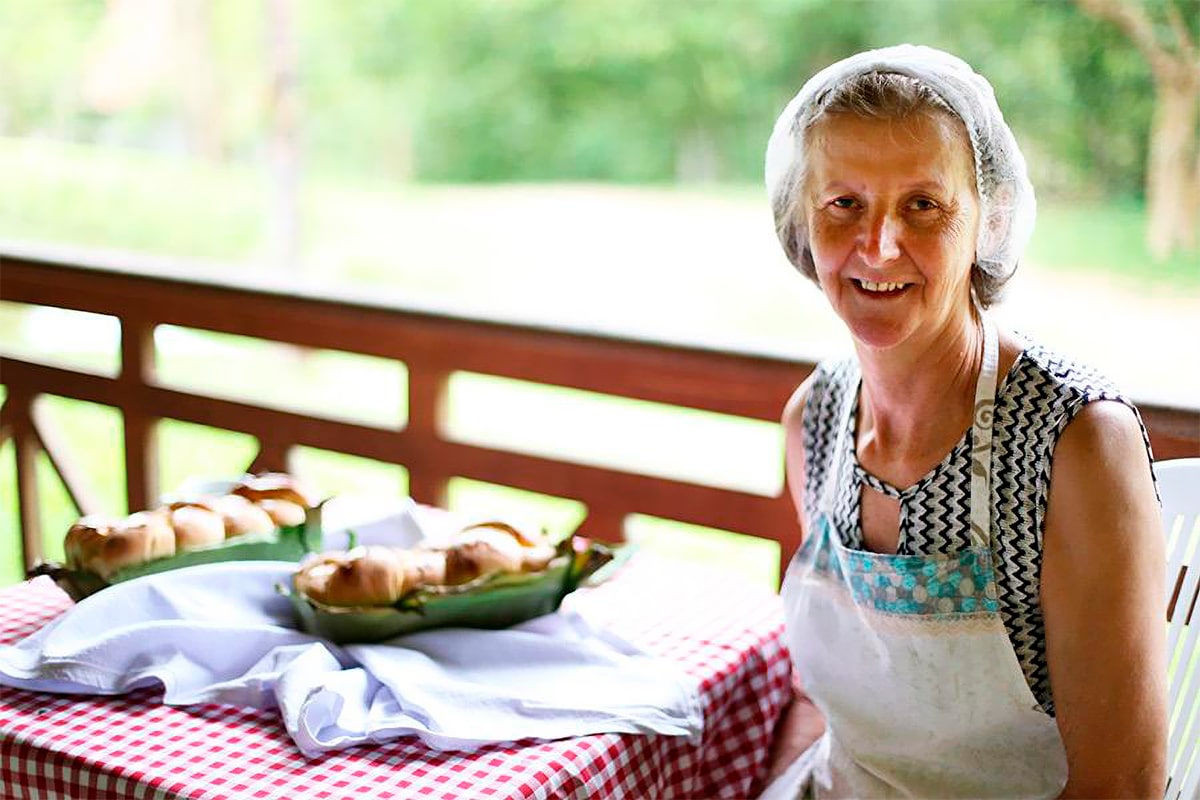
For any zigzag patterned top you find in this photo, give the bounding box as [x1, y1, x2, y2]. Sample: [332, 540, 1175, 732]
[800, 336, 1154, 715]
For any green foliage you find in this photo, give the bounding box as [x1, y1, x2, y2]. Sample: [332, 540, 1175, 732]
[0, 0, 103, 139]
[2, 0, 1170, 197]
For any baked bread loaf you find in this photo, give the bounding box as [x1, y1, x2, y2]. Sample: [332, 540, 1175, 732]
[232, 473, 318, 509]
[168, 504, 227, 549]
[63, 472, 317, 577]
[295, 521, 558, 607]
[294, 546, 412, 607]
[209, 494, 277, 538]
[256, 498, 307, 528]
[65, 510, 177, 579]
[443, 523, 555, 584]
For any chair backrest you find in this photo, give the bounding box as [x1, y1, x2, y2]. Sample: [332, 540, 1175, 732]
[1156, 458, 1200, 800]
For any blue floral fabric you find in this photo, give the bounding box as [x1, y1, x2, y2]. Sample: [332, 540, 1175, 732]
[805, 518, 1000, 616]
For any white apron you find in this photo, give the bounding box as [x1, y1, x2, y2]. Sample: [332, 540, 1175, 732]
[762, 315, 1069, 799]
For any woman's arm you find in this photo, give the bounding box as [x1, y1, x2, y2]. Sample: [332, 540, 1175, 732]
[781, 374, 815, 540]
[760, 377, 828, 787]
[1041, 400, 1167, 798]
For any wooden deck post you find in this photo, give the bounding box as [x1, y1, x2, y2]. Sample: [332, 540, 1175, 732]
[7, 393, 44, 569]
[121, 318, 159, 514]
[406, 364, 451, 508]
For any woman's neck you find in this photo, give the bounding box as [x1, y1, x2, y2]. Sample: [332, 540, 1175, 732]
[854, 310, 984, 466]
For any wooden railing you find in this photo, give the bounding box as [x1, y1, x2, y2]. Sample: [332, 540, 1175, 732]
[2, 247, 1198, 582]
[0, 247, 812, 577]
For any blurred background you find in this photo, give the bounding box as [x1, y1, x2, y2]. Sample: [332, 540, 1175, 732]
[1, 0, 1197, 585]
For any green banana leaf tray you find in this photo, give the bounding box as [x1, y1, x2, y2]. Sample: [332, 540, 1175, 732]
[28, 505, 325, 602]
[283, 536, 627, 644]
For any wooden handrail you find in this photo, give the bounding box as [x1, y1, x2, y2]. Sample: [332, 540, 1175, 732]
[0, 248, 809, 577]
[2, 246, 1197, 583]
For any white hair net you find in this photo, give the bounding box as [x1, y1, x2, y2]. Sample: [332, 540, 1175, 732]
[765, 44, 1035, 306]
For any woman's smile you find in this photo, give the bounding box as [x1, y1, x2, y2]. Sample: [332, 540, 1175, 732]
[851, 278, 913, 296]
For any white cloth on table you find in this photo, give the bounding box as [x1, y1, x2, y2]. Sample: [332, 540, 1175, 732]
[0, 562, 703, 757]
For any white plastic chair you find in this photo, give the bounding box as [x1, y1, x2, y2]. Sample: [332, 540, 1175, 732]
[1158, 458, 1200, 800]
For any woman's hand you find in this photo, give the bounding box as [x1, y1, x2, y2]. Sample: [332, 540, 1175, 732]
[1042, 401, 1167, 798]
[762, 682, 826, 788]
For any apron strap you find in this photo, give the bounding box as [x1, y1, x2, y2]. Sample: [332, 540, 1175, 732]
[968, 312, 999, 550]
[820, 370, 858, 517]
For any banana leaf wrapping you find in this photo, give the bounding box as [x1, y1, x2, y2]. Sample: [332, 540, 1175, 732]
[284, 535, 624, 644]
[28, 505, 325, 602]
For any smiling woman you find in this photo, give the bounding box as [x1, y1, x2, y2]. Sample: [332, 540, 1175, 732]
[757, 45, 1166, 799]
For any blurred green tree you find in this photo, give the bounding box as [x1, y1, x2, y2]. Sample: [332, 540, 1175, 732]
[1075, 0, 1199, 259]
[0, 0, 1189, 218]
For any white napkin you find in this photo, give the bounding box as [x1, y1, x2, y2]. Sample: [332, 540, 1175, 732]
[0, 563, 703, 757]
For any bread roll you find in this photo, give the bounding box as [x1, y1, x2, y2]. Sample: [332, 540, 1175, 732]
[255, 498, 306, 528]
[295, 521, 557, 607]
[167, 499, 216, 513]
[296, 546, 415, 607]
[232, 473, 317, 509]
[405, 548, 448, 587]
[64, 515, 120, 571]
[66, 510, 176, 579]
[169, 505, 226, 550]
[210, 494, 276, 538]
[443, 524, 556, 584]
[443, 530, 523, 585]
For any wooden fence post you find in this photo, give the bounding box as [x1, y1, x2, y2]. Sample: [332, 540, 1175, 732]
[7, 393, 44, 569]
[121, 318, 159, 513]
[406, 363, 451, 508]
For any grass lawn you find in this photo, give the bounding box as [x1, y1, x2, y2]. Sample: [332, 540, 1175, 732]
[1, 137, 1196, 588]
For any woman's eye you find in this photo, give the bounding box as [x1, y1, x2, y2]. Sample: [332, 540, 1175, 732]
[830, 197, 857, 210]
[909, 197, 938, 212]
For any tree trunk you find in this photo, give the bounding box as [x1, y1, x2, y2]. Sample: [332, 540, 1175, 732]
[264, 0, 302, 273]
[1072, 0, 1200, 260]
[1188, 108, 1200, 252]
[1146, 67, 1199, 259]
[176, 0, 223, 160]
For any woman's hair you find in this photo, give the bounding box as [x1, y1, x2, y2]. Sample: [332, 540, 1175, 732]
[765, 45, 1035, 307]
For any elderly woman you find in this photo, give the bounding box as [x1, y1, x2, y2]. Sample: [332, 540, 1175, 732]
[759, 45, 1165, 798]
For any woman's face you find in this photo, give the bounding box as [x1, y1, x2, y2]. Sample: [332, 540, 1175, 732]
[803, 111, 980, 352]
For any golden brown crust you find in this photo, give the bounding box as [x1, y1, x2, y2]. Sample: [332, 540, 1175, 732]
[232, 473, 318, 509]
[296, 520, 558, 606]
[167, 499, 216, 513]
[64, 515, 120, 571]
[295, 546, 413, 607]
[457, 520, 545, 548]
[67, 510, 177, 579]
[255, 498, 306, 528]
[210, 494, 276, 538]
[62, 475, 315, 577]
[443, 528, 525, 584]
[169, 505, 227, 550]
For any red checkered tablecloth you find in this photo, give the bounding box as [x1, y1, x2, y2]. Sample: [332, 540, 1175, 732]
[0, 557, 791, 800]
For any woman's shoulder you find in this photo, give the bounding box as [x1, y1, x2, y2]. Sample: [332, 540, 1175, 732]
[1004, 334, 1130, 411]
[783, 356, 858, 430]
[998, 333, 1153, 483]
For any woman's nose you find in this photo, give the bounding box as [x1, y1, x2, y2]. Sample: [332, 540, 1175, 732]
[859, 213, 901, 266]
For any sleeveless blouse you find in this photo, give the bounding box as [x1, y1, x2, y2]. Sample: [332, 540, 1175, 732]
[800, 335, 1155, 714]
